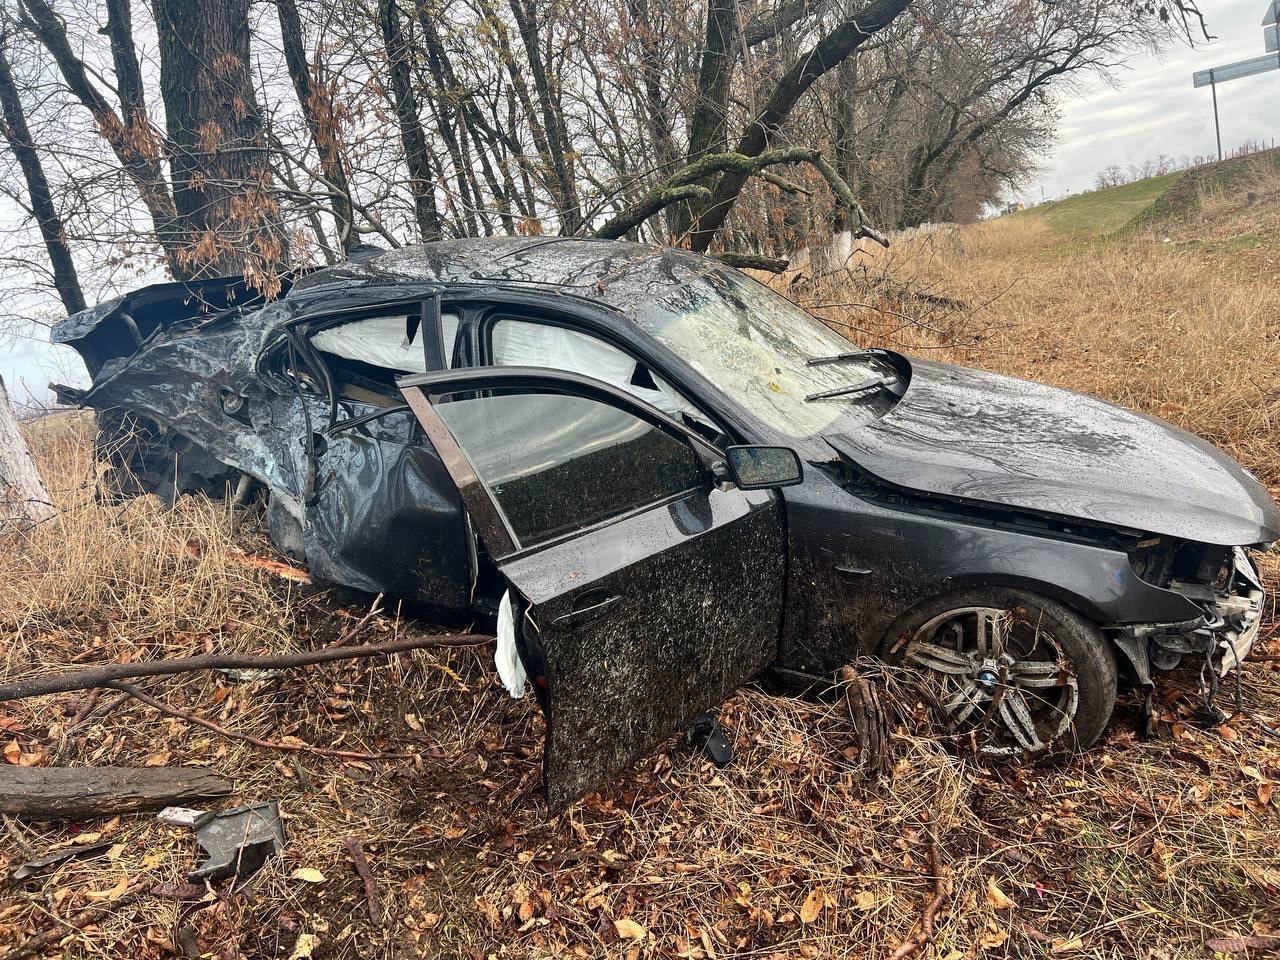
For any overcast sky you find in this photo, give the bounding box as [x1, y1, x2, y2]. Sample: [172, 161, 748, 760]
[4, 0, 1280, 398]
[1016, 0, 1280, 202]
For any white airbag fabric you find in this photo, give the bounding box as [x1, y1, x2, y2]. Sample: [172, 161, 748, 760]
[310, 311, 460, 372]
[496, 589, 528, 698]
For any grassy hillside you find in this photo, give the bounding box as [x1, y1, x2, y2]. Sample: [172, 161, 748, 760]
[3, 193, 1279, 958]
[1013, 170, 1184, 236]
[1013, 148, 1280, 238]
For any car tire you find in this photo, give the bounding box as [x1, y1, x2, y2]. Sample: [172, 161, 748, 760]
[880, 587, 1117, 761]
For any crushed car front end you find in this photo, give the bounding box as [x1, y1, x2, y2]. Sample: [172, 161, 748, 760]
[1124, 540, 1268, 680]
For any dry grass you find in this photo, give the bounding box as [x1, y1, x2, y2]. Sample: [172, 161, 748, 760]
[1, 198, 1279, 959]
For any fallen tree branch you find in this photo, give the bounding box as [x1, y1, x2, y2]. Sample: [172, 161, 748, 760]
[0, 632, 494, 702]
[105, 681, 417, 761]
[0, 886, 143, 960]
[889, 825, 948, 959]
[326, 593, 384, 649]
[590, 145, 885, 244]
[345, 836, 383, 924]
[0, 765, 233, 819]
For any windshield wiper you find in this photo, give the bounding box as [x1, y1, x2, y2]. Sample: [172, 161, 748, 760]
[805, 374, 898, 402]
[806, 349, 887, 367]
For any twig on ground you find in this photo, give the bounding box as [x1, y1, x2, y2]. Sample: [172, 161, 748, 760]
[2, 814, 35, 857]
[344, 836, 383, 923]
[0, 632, 495, 702]
[889, 823, 949, 959]
[105, 681, 419, 761]
[326, 594, 385, 649]
[0, 887, 143, 960]
[53, 689, 130, 762]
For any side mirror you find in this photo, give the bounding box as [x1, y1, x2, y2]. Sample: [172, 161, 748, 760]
[723, 445, 803, 490]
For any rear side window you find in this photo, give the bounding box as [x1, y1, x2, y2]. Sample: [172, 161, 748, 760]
[433, 390, 706, 548]
[310, 310, 460, 373]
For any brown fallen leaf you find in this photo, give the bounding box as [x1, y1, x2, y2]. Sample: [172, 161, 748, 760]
[799, 886, 826, 923]
[614, 917, 647, 941]
[986, 877, 1015, 910]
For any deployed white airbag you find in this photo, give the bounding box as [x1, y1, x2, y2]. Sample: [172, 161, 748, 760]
[495, 589, 528, 698]
[310, 311, 460, 372]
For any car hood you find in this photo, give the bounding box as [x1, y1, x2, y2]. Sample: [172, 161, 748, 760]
[825, 359, 1280, 546]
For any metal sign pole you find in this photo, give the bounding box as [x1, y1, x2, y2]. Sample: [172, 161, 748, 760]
[1191, 5, 1280, 159]
[1210, 68, 1222, 161]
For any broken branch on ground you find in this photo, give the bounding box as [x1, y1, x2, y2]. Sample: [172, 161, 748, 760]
[0, 631, 494, 702]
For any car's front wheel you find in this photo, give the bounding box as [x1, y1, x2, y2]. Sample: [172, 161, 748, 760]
[883, 588, 1117, 760]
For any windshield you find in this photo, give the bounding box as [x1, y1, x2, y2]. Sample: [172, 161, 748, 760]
[635, 266, 901, 439]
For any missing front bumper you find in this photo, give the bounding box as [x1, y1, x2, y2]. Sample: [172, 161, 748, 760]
[1120, 547, 1266, 677]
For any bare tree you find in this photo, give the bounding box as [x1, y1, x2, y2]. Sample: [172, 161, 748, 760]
[0, 375, 54, 529]
[152, 0, 285, 281]
[0, 24, 83, 313]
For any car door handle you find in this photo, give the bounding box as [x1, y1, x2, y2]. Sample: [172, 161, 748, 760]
[553, 593, 622, 626]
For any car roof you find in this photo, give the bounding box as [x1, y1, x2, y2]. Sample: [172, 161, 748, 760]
[287, 237, 725, 316]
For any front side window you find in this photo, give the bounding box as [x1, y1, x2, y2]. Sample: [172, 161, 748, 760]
[488, 318, 717, 433]
[433, 389, 706, 548]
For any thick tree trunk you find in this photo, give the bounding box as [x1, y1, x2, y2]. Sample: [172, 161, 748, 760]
[0, 34, 85, 314]
[0, 766, 232, 819]
[0, 377, 55, 530]
[276, 0, 356, 250]
[688, 0, 912, 252]
[377, 0, 444, 242]
[153, 0, 285, 280]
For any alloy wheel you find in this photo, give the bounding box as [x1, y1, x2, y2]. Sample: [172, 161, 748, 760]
[902, 605, 1079, 757]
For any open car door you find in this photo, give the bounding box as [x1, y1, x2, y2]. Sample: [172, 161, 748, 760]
[400, 367, 792, 811]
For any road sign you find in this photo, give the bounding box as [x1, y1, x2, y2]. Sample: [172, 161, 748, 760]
[1193, 52, 1280, 87]
[1264, 2, 1280, 49]
[1191, 3, 1280, 160]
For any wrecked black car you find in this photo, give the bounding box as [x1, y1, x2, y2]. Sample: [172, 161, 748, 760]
[53, 238, 1278, 809]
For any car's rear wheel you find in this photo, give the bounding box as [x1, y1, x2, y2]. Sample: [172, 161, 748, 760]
[882, 588, 1116, 760]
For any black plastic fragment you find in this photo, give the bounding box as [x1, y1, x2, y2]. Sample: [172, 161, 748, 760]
[686, 713, 734, 767]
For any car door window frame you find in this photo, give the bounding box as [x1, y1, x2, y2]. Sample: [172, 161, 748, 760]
[257, 294, 460, 433]
[473, 307, 730, 445]
[399, 366, 727, 562]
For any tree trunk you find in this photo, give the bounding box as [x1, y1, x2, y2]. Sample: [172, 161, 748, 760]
[377, 0, 444, 242]
[275, 0, 356, 251]
[0, 33, 85, 314]
[507, 0, 582, 233]
[0, 376, 55, 531]
[688, 0, 912, 252]
[152, 0, 285, 280]
[671, 0, 737, 240]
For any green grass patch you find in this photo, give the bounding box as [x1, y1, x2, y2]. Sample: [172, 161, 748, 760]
[1015, 171, 1185, 237]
